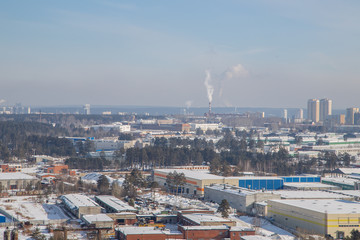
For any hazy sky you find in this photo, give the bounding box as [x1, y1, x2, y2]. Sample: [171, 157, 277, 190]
[1, 0, 360, 108]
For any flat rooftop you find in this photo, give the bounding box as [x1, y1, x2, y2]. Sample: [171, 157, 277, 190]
[183, 213, 232, 224]
[95, 195, 136, 212]
[0, 172, 37, 180]
[270, 199, 360, 214]
[328, 190, 360, 198]
[61, 194, 99, 209]
[82, 214, 113, 223]
[283, 182, 339, 189]
[241, 236, 273, 240]
[155, 169, 224, 180]
[180, 225, 229, 230]
[270, 190, 350, 199]
[117, 226, 182, 236]
[205, 184, 257, 196]
[155, 169, 282, 181]
[322, 177, 358, 185]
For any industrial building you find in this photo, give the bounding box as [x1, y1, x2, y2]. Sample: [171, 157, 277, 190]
[283, 182, 339, 191]
[271, 190, 352, 200]
[0, 172, 38, 190]
[204, 184, 281, 213]
[268, 199, 360, 238]
[116, 226, 183, 240]
[154, 169, 240, 196]
[321, 177, 359, 190]
[179, 213, 236, 227]
[154, 168, 321, 195]
[60, 194, 103, 218]
[94, 195, 136, 213]
[81, 214, 114, 228]
[116, 211, 253, 240]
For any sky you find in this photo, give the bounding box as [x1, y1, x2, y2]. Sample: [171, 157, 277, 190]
[1, 0, 360, 109]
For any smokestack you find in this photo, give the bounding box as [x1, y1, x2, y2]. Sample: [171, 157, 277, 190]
[209, 101, 211, 115]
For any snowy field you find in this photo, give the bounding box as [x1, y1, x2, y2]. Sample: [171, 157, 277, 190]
[0, 225, 89, 240]
[0, 195, 69, 222]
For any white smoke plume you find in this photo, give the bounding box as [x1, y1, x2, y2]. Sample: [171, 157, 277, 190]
[204, 70, 214, 103]
[219, 64, 248, 97]
[185, 100, 192, 109]
[0, 99, 6, 105]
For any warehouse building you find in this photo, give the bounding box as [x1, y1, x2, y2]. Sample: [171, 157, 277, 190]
[154, 168, 322, 195]
[179, 213, 236, 227]
[204, 184, 281, 213]
[116, 226, 183, 240]
[238, 177, 284, 190]
[60, 194, 103, 218]
[94, 195, 136, 213]
[283, 182, 340, 190]
[268, 199, 360, 238]
[154, 169, 239, 196]
[107, 212, 137, 225]
[327, 190, 360, 201]
[81, 213, 114, 228]
[271, 190, 353, 200]
[321, 177, 359, 190]
[0, 172, 38, 190]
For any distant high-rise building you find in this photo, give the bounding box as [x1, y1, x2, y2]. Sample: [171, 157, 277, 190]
[283, 109, 288, 119]
[299, 108, 303, 119]
[84, 104, 91, 115]
[346, 108, 359, 125]
[339, 114, 346, 125]
[354, 112, 360, 125]
[307, 99, 320, 123]
[320, 98, 332, 121]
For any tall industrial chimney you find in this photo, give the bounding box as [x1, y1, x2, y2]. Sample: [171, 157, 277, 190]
[209, 101, 212, 115]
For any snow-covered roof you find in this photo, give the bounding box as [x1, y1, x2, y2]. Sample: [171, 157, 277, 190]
[241, 236, 273, 240]
[155, 169, 282, 181]
[270, 199, 360, 214]
[81, 173, 114, 184]
[60, 194, 99, 210]
[183, 213, 232, 224]
[322, 177, 358, 186]
[82, 213, 113, 223]
[117, 226, 182, 235]
[337, 168, 360, 175]
[180, 225, 229, 230]
[205, 184, 257, 196]
[155, 169, 224, 180]
[95, 195, 136, 212]
[0, 172, 36, 180]
[282, 182, 339, 189]
[328, 190, 360, 198]
[272, 190, 350, 199]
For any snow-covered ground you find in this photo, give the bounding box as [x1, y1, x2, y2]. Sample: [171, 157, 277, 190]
[0, 196, 69, 222]
[238, 216, 295, 240]
[141, 192, 219, 213]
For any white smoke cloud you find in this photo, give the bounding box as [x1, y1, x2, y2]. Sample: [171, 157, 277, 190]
[224, 64, 248, 79]
[0, 99, 6, 105]
[219, 64, 248, 97]
[185, 100, 192, 109]
[204, 70, 214, 103]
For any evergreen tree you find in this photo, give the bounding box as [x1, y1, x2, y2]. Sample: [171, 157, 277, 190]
[217, 199, 231, 218]
[97, 175, 110, 195]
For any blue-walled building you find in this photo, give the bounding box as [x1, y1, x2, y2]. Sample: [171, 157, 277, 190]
[282, 176, 321, 183]
[238, 176, 321, 190]
[238, 177, 284, 190]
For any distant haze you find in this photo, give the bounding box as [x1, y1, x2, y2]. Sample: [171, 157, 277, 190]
[1, 1, 360, 109]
